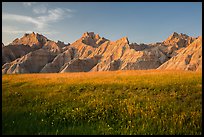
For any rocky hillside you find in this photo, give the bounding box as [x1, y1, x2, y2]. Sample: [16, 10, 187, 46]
[2, 32, 202, 74]
[158, 36, 202, 71]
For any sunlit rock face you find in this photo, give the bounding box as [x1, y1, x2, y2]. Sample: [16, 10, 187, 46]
[158, 36, 202, 71]
[2, 32, 202, 74]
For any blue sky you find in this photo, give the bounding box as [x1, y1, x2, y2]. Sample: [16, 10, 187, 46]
[2, 2, 202, 45]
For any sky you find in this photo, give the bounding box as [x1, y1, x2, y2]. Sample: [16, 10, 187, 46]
[2, 2, 202, 45]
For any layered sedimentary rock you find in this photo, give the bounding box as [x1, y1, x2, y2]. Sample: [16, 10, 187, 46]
[2, 44, 34, 65]
[11, 32, 48, 49]
[159, 32, 196, 57]
[69, 32, 109, 58]
[2, 49, 56, 74]
[158, 36, 202, 71]
[90, 37, 169, 71]
[2, 32, 202, 74]
[40, 47, 76, 73]
[60, 55, 101, 72]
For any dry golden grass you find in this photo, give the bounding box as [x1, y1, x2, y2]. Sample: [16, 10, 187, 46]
[3, 69, 201, 84]
[2, 70, 202, 135]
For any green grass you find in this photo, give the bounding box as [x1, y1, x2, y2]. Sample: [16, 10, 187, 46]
[2, 70, 202, 135]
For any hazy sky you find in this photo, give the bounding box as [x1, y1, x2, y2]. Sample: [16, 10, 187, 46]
[2, 2, 202, 45]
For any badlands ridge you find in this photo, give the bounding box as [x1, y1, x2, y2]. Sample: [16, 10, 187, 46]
[2, 32, 202, 74]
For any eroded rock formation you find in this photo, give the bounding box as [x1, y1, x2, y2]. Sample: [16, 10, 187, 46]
[2, 32, 202, 74]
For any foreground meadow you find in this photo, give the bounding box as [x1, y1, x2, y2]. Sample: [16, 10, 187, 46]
[2, 70, 202, 135]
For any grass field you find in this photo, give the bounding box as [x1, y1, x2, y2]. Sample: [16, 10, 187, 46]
[2, 70, 202, 135]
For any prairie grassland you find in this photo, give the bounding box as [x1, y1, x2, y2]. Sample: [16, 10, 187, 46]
[2, 70, 202, 135]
